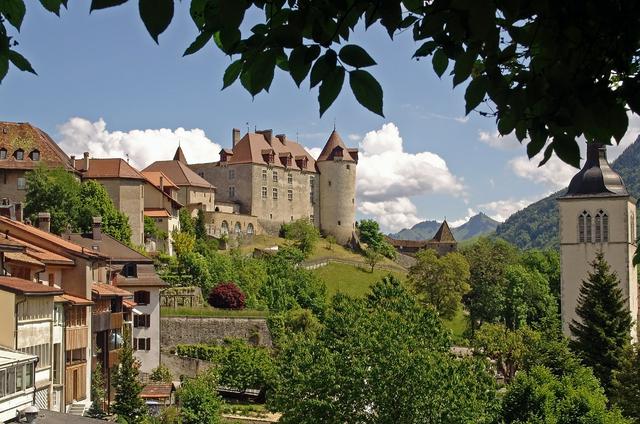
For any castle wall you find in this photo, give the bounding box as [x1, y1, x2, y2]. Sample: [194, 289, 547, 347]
[0, 169, 29, 204]
[559, 196, 638, 341]
[318, 160, 356, 244]
[95, 178, 145, 246]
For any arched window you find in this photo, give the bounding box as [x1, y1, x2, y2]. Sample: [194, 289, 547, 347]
[578, 212, 586, 243]
[595, 214, 602, 243]
[247, 223, 254, 235]
[595, 210, 608, 243]
[29, 150, 40, 161]
[0, 148, 6, 160]
[234, 222, 241, 234]
[14, 149, 24, 160]
[586, 213, 592, 242]
[221, 221, 229, 235]
[602, 213, 609, 242]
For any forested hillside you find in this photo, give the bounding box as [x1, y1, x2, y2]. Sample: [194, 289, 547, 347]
[496, 138, 640, 250]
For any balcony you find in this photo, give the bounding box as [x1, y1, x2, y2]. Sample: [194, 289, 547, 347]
[110, 312, 123, 330]
[92, 312, 110, 333]
[65, 326, 88, 350]
[108, 349, 121, 368]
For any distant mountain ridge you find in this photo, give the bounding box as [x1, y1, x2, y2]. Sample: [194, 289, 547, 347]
[496, 137, 640, 250]
[390, 212, 500, 241]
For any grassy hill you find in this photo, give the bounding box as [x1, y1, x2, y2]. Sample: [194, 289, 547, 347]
[496, 137, 640, 250]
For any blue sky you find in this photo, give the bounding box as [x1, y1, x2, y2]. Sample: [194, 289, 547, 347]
[1, 2, 637, 231]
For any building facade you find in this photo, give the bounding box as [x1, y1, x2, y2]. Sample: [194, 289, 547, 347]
[558, 143, 638, 340]
[140, 171, 183, 256]
[189, 128, 358, 244]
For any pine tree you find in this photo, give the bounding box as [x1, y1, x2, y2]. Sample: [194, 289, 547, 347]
[86, 356, 107, 419]
[611, 345, 640, 421]
[111, 328, 147, 423]
[569, 251, 632, 393]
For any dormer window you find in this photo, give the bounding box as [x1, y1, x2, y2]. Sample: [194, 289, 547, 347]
[122, 263, 137, 278]
[14, 149, 24, 160]
[0, 149, 6, 160]
[30, 150, 40, 161]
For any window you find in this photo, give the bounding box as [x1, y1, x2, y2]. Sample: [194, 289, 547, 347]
[310, 215, 314, 223]
[328, 180, 332, 187]
[586, 214, 592, 242]
[579, 213, 585, 243]
[7, 367, 15, 395]
[346, 164, 351, 170]
[0, 148, 6, 159]
[17, 177, 26, 190]
[134, 314, 151, 328]
[262, 169, 267, 181]
[221, 221, 229, 235]
[0, 369, 5, 397]
[122, 263, 137, 278]
[595, 210, 608, 243]
[287, 189, 293, 201]
[229, 186, 235, 199]
[228, 169, 235, 179]
[133, 338, 151, 351]
[287, 173, 293, 184]
[602, 213, 609, 242]
[14, 149, 24, 160]
[595, 214, 601, 243]
[338, 220, 341, 226]
[272, 188, 278, 200]
[30, 150, 40, 161]
[261, 186, 267, 199]
[234, 222, 241, 234]
[273, 171, 278, 183]
[20, 344, 50, 369]
[247, 224, 254, 235]
[134, 290, 150, 305]
[632, 213, 636, 242]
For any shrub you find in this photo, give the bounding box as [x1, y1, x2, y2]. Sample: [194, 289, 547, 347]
[208, 283, 246, 309]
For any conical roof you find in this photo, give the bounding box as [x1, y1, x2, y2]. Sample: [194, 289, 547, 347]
[173, 145, 187, 164]
[317, 130, 356, 162]
[565, 143, 628, 197]
[432, 220, 455, 242]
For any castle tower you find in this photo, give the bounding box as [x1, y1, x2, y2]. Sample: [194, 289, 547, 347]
[317, 130, 358, 244]
[558, 143, 638, 340]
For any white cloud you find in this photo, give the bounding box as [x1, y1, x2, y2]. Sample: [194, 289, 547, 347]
[347, 133, 361, 141]
[57, 117, 221, 170]
[478, 130, 520, 150]
[305, 147, 322, 160]
[358, 197, 423, 232]
[478, 198, 534, 222]
[449, 208, 477, 227]
[356, 123, 464, 231]
[509, 154, 577, 190]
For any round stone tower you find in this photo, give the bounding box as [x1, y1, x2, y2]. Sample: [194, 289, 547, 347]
[317, 130, 358, 245]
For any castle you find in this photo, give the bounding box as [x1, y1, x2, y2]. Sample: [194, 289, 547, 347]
[188, 128, 359, 244]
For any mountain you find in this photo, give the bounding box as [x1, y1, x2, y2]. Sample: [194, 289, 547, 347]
[389, 213, 500, 241]
[496, 138, 640, 250]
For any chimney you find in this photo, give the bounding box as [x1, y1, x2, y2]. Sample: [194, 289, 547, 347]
[257, 129, 273, 144]
[14, 203, 22, 222]
[276, 134, 286, 145]
[159, 175, 164, 192]
[232, 128, 241, 147]
[37, 212, 51, 233]
[83, 151, 90, 171]
[92, 216, 102, 240]
[70, 155, 75, 167]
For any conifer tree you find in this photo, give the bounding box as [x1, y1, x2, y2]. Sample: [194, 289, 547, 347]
[570, 252, 632, 393]
[611, 345, 640, 421]
[112, 328, 147, 423]
[85, 356, 106, 419]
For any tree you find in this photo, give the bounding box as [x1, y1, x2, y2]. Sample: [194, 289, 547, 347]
[194, 209, 207, 240]
[325, 235, 336, 251]
[281, 219, 320, 257]
[172, 231, 196, 257]
[520, 249, 561, 301]
[77, 180, 132, 245]
[502, 366, 629, 424]
[143, 216, 159, 241]
[358, 219, 395, 259]
[178, 209, 195, 235]
[216, 339, 277, 392]
[178, 369, 222, 424]
[86, 357, 107, 419]
[570, 252, 633, 393]
[611, 345, 640, 422]
[461, 237, 519, 332]
[503, 264, 558, 331]
[270, 277, 499, 423]
[7, 2, 640, 167]
[149, 364, 172, 383]
[208, 282, 246, 309]
[112, 328, 147, 424]
[363, 246, 383, 273]
[408, 249, 470, 320]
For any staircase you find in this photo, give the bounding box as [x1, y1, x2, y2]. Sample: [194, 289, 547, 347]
[68, 402, 86, 416]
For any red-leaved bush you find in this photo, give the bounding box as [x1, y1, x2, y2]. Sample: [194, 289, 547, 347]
[208, 283, 246, 310]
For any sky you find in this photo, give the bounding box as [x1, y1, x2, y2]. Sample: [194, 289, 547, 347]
[1, 2, 638, 232]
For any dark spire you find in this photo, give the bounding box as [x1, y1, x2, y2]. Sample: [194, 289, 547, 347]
[565, 143, 628, 197]
[173, 145, 187, 164]
[432, 220, 455, 242]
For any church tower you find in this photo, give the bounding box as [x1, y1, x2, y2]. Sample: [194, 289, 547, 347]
[317, 130, 358, 245]
[558, 143, 638, 340]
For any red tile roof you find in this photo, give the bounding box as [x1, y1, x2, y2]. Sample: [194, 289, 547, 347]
[4, 252, 45, 267]
[141, 171, 179, 189]
[61, 293, 94, 305]
[0, 276, 63, 296]
[74, 158, 145, 180]
[0, 122, 75, 172]
[143, 160, 213, 189]
[317, 130, 357, 162]
[140, 383, 175, 399]
[4, 234, 75, 265]
[144, 209, 171, 218]
[123, 299, 137, 309]
[92, 282, 133, 298]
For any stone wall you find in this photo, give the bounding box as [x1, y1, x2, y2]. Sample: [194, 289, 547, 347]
[161, 317, 272, 348]
[160, 352, 213, 380]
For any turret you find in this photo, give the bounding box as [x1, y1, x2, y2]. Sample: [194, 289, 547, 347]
[317, 130, 358, 244]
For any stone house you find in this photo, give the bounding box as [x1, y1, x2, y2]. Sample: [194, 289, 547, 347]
[386, 220, 458, 257]
[140, 171, 183, 256]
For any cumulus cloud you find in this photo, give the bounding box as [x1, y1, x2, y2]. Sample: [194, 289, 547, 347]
[57, 117, 221, 170]
[509, 154, 577, 190]
[478, 130, 520, 150]
[449, 208, 477, 228]
[478, 198, 535, 222]
[347, 134, 361, 141]
[305, 147, 322, 160]
[358, 197, 423, 232]
[355, 123, 464, 232]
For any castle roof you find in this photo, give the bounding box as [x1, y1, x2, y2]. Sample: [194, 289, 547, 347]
[218, 130, 316, 171]
[74, 157, 145, 180]
[563, 143, 628, 198]
[431, 220, 455, 242]
[174, 145, 187, 163]
[317, 130, 358, 163]
[144, 159, 214, 189]
[0, 122, 75, 172]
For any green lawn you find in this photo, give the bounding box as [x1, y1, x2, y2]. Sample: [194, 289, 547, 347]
[160, 306, 269, 318]
[314, 262, 407, 298]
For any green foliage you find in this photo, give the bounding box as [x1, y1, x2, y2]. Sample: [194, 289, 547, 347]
[144, 216, 159, 240]
[363, 246, 383, 272]
[178, 369, 222, 424]
[25, 167, 132, 244]
[358, 219, 396, 259]
[149, 364, 172, 383]
[86, 357, 107, 419]
[281, 219, 319, 257]
[570, 252, 633, 393]
[172, 231, 196, 257]
[611, 345, 640, 422]
[267, 308, 322, 347]
[195, 209, 207, 240]
[502, 366, 629, 424]
[520, 249, 561, 301]
[408, 249, 470, 320]
[179, 209, 195, 235]
[503, 264, 558, 331]
[271, 276, 499, 423]
[112, 327, 147, 424]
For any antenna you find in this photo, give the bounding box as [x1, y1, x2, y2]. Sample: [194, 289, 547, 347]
[333, 118, 336, 131]
[246, 122, 250, 133]
[126, 153, 130, 163]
